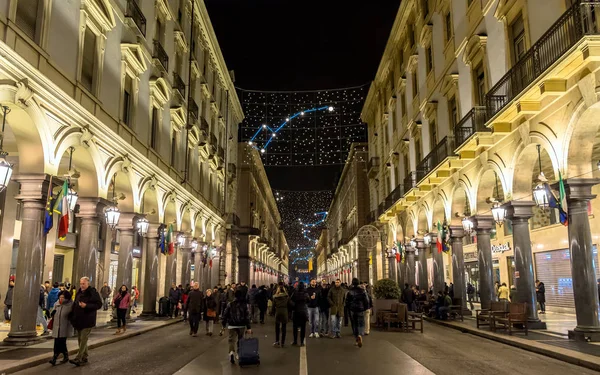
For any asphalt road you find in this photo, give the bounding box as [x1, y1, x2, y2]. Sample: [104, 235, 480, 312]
[14, 319, 595, 375]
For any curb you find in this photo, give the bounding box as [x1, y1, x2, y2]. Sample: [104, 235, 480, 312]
[424, 317, 600, 372]
[0, 318, 181, 374]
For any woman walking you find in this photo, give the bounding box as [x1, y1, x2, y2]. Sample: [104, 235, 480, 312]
[48, 290, 74, 365]
[203, 289, 217, 336]
[272, 284, 289, 348]
[112, 285, 131, 334]
[290, 282, 309, 347]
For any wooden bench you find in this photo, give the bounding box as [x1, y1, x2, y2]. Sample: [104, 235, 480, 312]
[449, 297, 464, 321]
[476, 301, 509, 330]
[406, 311, 424, 333]
[382, 303, 408, 331]
[494, 302, 528, 336]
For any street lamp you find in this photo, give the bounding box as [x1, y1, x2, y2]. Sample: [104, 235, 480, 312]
[533, 145, 549, 209]
[409, 238, 416, 248]
[191, 239, 198, 251]
[491, 202, 506, 226]
[105, 174, 120, 231]
[67, 187, 79, 211]
[462, 217, 473, 234]
[177, 233, 186, 247]
[423, 234, 431, 246]
[0, 106, 13, 193]
[137, 216, 149, 236]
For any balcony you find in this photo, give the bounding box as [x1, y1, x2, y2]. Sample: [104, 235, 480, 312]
[208, 133, 218, 159]
[172, 72, 185, 100]
[125, 0, 146, 37]
[403, 171, 417, 193]
[415, 136, 456, 183]
[152, 40, 168, 72]
[454, 106, 489, 150]
[217, 146, 225, 170]
[188, 97, 199, 124]
[486, 1, 600, 120]
[367, 157, 380, 178]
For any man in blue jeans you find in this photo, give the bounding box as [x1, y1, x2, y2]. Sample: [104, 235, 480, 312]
[318, 280, 330, 336]
[328, 279, 346, 338]
[306, 279, 320, 338]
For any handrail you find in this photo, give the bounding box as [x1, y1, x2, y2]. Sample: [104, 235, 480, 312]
[454, 106, 488, 149]
[416, 136, 455, 182]
[126, 0, 146, 37]
[153, 40, 169, 71]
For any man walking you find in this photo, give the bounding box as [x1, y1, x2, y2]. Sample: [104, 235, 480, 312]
[327, 279, 345, 338]
[318, 280, 329, 336]
[306, 279, 320, 338]
[168, 283, 181, 318]
[36, 285, 48, 335]
[247, 284, 259, 323]
[100, 282, 111, 311]
[186, 282, 204, 337]
[363, 281, 373, 335]
[4, 278, 13, 322]
[346, 278, 369, 347]
[69, 277, 102, 366]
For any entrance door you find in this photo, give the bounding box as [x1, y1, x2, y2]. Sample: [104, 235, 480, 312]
[507, 256, 515, 288]
[53, 255, 64, 283]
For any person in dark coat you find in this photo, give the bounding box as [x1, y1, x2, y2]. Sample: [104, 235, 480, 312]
[535, 280, 546, 314]
[401, 284, 416, 311]
[256, 286, 269, 324]
[168, 283, 182, 318]
[203, 288, 218, 336]
[49, 290, 74, 366]
[222, 289, 252, 364]
[186, 282, 204, 337]
[4, 279, 13, 322]
[345, 278, 369, 347]
[290, 282, 309, 346]
[69, 277, 102, 366]
[318, 280, 330, 336]
[272, 284, 289, 347]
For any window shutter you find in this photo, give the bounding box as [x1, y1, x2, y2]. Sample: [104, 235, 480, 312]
[81, 28, 96, 91]
[15, 0, 40, 41]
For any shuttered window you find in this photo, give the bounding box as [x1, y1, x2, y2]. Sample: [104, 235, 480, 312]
[81, 28, 97, 92]
[15, 0, 41, 42]
[150, 108, 159, 150]
[534, 247, 599, 309]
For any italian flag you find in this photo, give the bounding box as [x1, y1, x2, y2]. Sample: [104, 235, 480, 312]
[57, 180, 69, 240]
[436, 221, 444, 253]
[167, 224, 175, 255]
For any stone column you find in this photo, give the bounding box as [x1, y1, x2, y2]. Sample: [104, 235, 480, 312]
[238, 235, 250, 283]
[75, 198, 109, 288]
[432, 235, 445, 294]
[503, 201, 546, 328]
[164, 243, 178, 295]
[405, 247, 416, 287]
[179, 235, 192, 286]
[562, 178, 600, 341]
[472, 215, 494, 310]
[140, 223, 161, 317]
[388, 255, 396, 283]
[193, 251, 201, 287]
[115, 213, 139, 290]
[449, 225, 471, 316]
[5, 174, 50, 345]
[415, 238, 428, 291]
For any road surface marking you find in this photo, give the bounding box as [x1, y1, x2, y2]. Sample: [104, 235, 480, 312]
[300, 342, 308, 375]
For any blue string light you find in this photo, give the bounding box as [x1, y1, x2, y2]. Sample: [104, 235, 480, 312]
[247, 106, 334, 153]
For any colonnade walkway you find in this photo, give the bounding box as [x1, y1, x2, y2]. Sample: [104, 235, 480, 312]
[6, 315, 594, 375]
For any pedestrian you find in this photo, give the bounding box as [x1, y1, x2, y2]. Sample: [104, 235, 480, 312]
[256, 285, 268, 324]
[99, 282, 111, 311]
[327, 279, 345, 338]
[237, 281, 249, 301]
[401, 283, 415, 311]
[48, 290, 73, 366]
[4, 278, 13, 322]
[186, 282, 203, 337]
[467, 283, 475, 310]
[168, 283, 181, 318]
[306, 279, 320, 338]
[494, 281, 500, 301]
[290, 282, 309, 346]
[204, 288, 218, 336]
[47, 282, 60, 315]
[247, 284, 259, 323]
[509, 284, 517, 302]
[363, 282, 373, 335]
[36, 285, 48, 335]
[272, 284, 289, 348]
[536, 279, 546, 314]
[345, 278, 369, 348]
[449, 282, 455, 299]
[181, 284, 190, 322]
[69, 277, 102, 366]
[221, 289, 252, 364]
[436, 291, 452, 320]
[498, 282, 509, 302]
[112, 285, 131, 335]
[131, 286, 139, 314]
[318, 280, 330, 336]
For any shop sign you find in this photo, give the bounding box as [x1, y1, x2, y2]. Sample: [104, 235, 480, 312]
[492, 242, 511, 254]
[132, 247, 142, 258]
[464, 252, 477, 261]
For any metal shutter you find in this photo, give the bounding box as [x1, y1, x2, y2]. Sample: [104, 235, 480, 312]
[534, 247, 599, 309]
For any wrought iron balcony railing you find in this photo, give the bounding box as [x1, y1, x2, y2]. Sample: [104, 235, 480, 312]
[173, 72, 185, 99]
[188, 97, 199, 123]
[125, 0, 146, 37]
[486, 0, 600, 119]
[403, 171, 417, 193]
[416, 136, 455, 183]
[454, 106, 489, 149]
[152, 40, 168, 71]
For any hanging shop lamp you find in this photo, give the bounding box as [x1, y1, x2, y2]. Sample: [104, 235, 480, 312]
[66, 148, 78, 211]
[491, 172, 506, 226]
[0, 106, 13, 192]
[137, 216, 149, 236]
[462, 217, 473, 234]
[533, 145, 549, 209]
[105, 175, 120, 230]
[423, 234, 431, 246]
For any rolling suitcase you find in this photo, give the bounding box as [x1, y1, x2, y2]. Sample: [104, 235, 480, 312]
[238, 335, 260, 366]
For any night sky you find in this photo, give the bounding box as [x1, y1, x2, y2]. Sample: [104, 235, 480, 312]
[204, 0, 399, 190]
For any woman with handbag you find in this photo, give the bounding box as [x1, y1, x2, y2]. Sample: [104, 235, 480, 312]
[112, 285, 131, 334]
[48, 290, 74, 366]
[203, 289, 217, 336]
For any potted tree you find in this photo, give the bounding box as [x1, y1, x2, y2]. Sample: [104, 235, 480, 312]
[372, 278, 401, 318]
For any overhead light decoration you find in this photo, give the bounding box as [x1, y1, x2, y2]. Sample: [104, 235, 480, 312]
[328, 106, 334, 112]
[0, 106, 13, 192]
[260, 148, 265, 154]
[137, 216, 149, 236]
[248, 141, 253, 145]
[533, 145, 549, 209]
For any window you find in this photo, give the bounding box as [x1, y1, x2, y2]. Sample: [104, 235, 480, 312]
[474, 64, 486, 106]
[123, 75, 133, 126]
[426, 46, 433, 74]
[177, 8, 183, 26]
[400, 92, 407, 115]
[175, 51, 183, 75]
[415, 138, 422, 164]
[150, 108, 159, 150]
[448, 97, 458, 131]
[445, 12, 453, 42]
[15, 0, 42, 42]
[155, 18, 165, 44]
[409, 25, 415, 48]
[412, 72, 418, 98]
[81, 28, 97, 92]
[467, 0, 474, 6]
[429, 119, 437, 150]
[422, 0, 428, 19]
[510, 15, 526, 66]
[171, 132, 178, 168]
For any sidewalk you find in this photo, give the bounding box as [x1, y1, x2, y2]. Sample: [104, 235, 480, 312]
[425, 311, 600, 372]
[0, 308, 180, 374]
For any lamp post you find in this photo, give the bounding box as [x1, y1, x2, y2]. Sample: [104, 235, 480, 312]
[533, 145, 549, 209]
[0, 106, 13, 192]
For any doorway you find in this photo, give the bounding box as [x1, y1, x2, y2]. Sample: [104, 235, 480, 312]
[53, 255, 64, 283]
